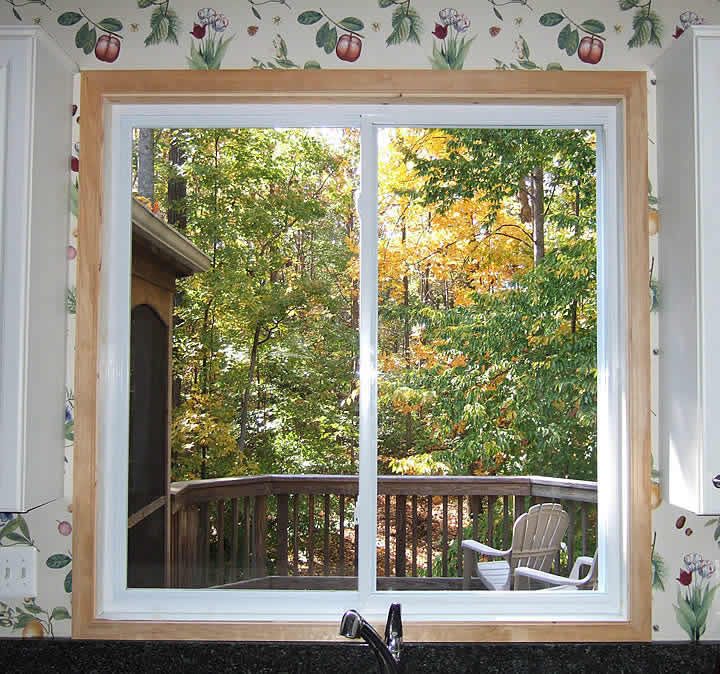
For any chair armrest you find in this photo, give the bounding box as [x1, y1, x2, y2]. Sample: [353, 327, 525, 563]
[461, 540, 510, 559]
[513, 566, 588, 588]
[569, 556, 594, 580]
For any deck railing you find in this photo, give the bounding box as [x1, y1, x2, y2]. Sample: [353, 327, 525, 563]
[168, 474, 597, 589]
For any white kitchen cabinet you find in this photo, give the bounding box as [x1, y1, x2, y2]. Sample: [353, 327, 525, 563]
[0, 28, 75, 511]
[656, 26, 720, 514]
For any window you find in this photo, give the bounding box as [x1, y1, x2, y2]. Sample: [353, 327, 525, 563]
[73, 71, 649, 641]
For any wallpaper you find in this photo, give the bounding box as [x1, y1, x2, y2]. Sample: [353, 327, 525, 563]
[1, 0, 719, 642]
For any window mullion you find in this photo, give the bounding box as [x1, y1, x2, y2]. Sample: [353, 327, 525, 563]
[357, 117, 379, 601]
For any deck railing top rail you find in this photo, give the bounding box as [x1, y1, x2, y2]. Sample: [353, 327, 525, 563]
[170, 474, 597, 511]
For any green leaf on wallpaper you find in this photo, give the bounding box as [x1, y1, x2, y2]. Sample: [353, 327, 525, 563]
[51, 606, 71, 621]
[557, 24, 579, 56]
[520, 36, 530, 59]
[315, 22, 337, 54]
[646, 10, 663, 48]
[23, 603, 43, 615]
[64, 569, 72, 593]
[546, 62, 563, 70]
[46, 554, 72, 569]
[58, 12, 82, 26]
[618, 0, 639, 9]
[539, 12, 564, 27]
[378, 0, 394, 8]
[146, 8, 170, 46]
[0, 517, 21, 541]
[252, 6, 261, 20]
[493, 6, 503, 22]
[580, 20, 605, 34]
[303, 60, 321, 69]
[98, 18, 123, 33]
[84, 28, 97, 55]
[298, 11, 323, 26]
[70, 181, 78, 218]
[137, 0, 154, 8]
[339, 17, 364, 33]
[5, 532, 30, 544]
[628, 14, 650, 49]
[16, 515, 30, 541]
[12, 7, 21, 21]
[387, 6, 422, 46]
[12, 613, 37, 630]
[517, 60, 538, 70]
[277, 36, 288, 58]
[75, 22, 90, 49]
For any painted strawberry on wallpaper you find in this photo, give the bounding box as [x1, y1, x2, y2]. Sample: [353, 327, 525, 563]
[297, 9, 365, 62]
[4, 0, 49, 22]
[137, 0, 181, 46]
[57, 10, 124, 62]
[429, 8, 476, 70]
[187, 8, 234, 70]
[539, 10, 606, 64]
[378, 0, 422, 47]
[618, 0, 663, 49]
[674, 553, 719, 641]
[251, 34, 321, 69]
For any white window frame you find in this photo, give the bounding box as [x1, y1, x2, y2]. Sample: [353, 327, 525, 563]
[98, 102, 626, 624]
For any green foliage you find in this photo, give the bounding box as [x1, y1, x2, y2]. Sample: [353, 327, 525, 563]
[619, 0, 664, 49]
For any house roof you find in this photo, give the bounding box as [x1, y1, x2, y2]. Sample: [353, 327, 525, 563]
[131, 198, 211, 277]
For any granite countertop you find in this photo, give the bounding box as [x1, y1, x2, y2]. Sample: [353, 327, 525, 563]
[2, 640, 720, 673]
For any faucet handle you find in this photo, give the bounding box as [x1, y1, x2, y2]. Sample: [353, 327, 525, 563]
[384, 603, 402, 664]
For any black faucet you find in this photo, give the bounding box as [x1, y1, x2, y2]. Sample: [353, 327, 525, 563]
[339, 603, 403, 674]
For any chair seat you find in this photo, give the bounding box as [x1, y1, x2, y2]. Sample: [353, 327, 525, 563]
[475, 560, 511, 591]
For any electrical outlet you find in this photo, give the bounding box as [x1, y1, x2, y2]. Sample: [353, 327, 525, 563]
[0, 546, 37, 599]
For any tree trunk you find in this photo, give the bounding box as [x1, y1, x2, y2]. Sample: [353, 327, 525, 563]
[237, 323, 262, 455]
[532, 166, 545, 265]
[167, 137, 187, 231]
[137, 129, 154, 201]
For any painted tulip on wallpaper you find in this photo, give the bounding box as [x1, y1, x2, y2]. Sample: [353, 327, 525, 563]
[429, 8, 476, 70]
[673, 553, 719, 641]
[187, 8, 234, 70]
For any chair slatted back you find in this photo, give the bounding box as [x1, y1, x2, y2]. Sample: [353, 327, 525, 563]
[509, 503, 568, 579]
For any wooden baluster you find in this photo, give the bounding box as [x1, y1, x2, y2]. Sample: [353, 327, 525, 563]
[277, 493, 289, 577]
[567, 501, 575, 573]
[411, 495, 417, 577]
[395, 494, 406, 577]
[199, 502, 209, 587]
[441, 495, 448, 577]
[581, 502, 589, 556]
[231, 498, 239, 583]
[472, 495, 480, 542]
[487, 495, 496, 548]
[254, 495, 266, 579]
[308, 494, 315, 576]
[243, 496, 251, 579]
[426, 496, 433, 577]
[323, 494, 330, 576]
[503, 496, 510, 549]
[354, 496, 359, 577]
[292, 494, 299, 576]
[457, 495, 464, 577]
[384, 495, 391, 577]
[216, 498, 225, 585]
[339, 494, 345, 577]
[171, 510, 178, 588]
[515, 494, 527, 522]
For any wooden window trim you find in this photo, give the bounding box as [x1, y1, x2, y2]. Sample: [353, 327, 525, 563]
[74, 70, 650, 641]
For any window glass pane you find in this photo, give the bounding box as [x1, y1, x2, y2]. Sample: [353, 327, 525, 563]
[375, 127, 598, 592]
[127, 127, 360, 590]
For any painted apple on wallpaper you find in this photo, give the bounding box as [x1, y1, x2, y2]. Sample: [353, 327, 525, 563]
[57, 10, 124, 63]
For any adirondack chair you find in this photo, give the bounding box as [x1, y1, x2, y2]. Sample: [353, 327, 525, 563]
[461, 502, 569, 591]
[514, 551, 598, 591]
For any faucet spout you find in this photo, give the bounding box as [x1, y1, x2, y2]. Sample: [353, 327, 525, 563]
[339, 607, 402, 674]
[384, 603, 403, 664]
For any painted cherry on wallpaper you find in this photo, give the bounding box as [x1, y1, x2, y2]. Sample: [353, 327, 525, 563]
[297, 9, 365, 62]
[57, 10, 123, 62]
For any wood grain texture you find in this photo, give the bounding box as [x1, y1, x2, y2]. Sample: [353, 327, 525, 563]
[73, 69, 650, 642]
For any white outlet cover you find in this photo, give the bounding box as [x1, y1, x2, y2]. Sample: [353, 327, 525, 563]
[0, 546, 37, 599]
